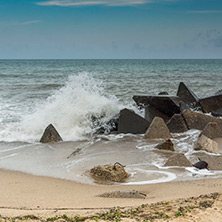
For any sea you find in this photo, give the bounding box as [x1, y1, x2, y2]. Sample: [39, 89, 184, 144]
[0, 59, 222, 185]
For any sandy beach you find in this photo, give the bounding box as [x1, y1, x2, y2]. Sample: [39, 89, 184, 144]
[1, 169, 222, 221]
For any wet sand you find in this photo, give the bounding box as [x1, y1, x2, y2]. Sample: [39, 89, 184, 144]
[1, 169, 222, 220]
[1, 135, 222, 220]
[0, 131, 214, 186]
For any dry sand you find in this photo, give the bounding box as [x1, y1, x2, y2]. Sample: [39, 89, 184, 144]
[1, 169, 222, 221]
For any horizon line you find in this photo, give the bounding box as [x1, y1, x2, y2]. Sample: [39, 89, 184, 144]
[1, 58, 222, 60]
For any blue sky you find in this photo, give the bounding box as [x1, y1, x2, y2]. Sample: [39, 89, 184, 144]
[0, 0, 222, 59]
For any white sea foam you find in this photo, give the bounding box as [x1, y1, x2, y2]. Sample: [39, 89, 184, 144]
[0, 73, 127, 142]
[185, 167, 217, 176]
[124, 169, 177, 185]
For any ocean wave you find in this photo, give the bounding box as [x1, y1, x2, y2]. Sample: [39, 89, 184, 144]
[0, 72, 125, 142]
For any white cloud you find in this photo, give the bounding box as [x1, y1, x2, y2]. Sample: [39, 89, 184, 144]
[0, 20, 42, 26]
[16, 20, 42, 25]
[187, 10, 222, 14]
[36, 0, 151, 7]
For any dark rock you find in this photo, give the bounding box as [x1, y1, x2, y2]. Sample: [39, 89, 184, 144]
[156, 139, 174, 151]
[193, 158, 208, 170]
[133, 95, 152, 107]
[145, 105, 170, 123]
[193, 153, 222, 170]
[164, 153, 192, 167]
[179, 101, 190, 113]
[95, 115, 119, 135]
[194, 134, 219, 154]
[40, 124, 63, 143]
[158, 92, 169, 95]
[201, 122, 222, 139]
[90, 163, 130, 182]
[117, 108, 149, 134]
[212, 108, 222, 117]
[98, 190, 146, 199]
[182, 109, 222, 131]
[215, 89, 222, 96]
[148, 96, 181, 117]
[177, 82, 200, 109]
[133, 95, 181, 117]
[200, 95, 222, 113]
[144, 117, 171, 139]
[167, 114, 188, 133]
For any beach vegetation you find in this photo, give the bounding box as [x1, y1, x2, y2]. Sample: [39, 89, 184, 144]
[0, 192, 220, 222]
[175, 210, 182, 217]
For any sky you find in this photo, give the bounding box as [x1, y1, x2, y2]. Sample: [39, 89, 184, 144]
[0, 0, 222, 59]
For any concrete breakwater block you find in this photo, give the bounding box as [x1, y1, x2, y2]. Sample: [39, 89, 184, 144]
[145, 104, 170, 123]
[182, 110, 222, 131]
[200, 95, 222, 113]
[117, 108, 149, 134]
[167, 114, 188, 133]
[179, 101, 191, 112]
[177, 82, 200, 110]
[212, 108, 222, 117]
[133, 95, 181, 117]
[201, 122, 222, 139]
[194, 134, 219, 154]
[155, 139, 174, 151]
[40, 124, 63, 143]
[144, 117, 171, 139]
[164, 153, 192, 167]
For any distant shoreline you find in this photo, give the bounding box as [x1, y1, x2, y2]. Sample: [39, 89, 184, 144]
[1, 58, 222, 60]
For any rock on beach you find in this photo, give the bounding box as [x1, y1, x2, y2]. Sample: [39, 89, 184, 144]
[144, 117, 171, 139]
[90, 163, 130, 183]
[201, 122, 222, 139]
[155, 139, 174, 151]
[177, 82, 200, 110]
[117, 108, 149, 134]
[194, 134, 219, 154]
[40, 124, 63, 143]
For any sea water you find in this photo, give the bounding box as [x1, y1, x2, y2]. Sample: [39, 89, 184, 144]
[0, 59, 222, 184]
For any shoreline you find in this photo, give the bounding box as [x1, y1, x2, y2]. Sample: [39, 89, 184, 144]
[1, 168, 222, 220]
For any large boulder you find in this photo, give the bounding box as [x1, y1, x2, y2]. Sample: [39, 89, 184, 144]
[182, 109, 222, 131]
[155, 139, 174, 151]
[164, 153, 192, 167]
[145, 105, 170, 123]
[133, 95, 181, 117]
[90, 163, 130, 182]
[194, 135, 219, 154]
[201, 122, 222, 139]
[117, 109, 149, 134]
[200, 95, 222, 113]
[40, 124, 63, 143]
[176, 82, 200, 109]
[144, 117, 171, 139]
[167, 114, 188, 133]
